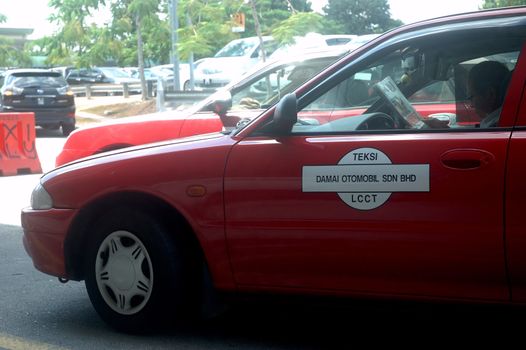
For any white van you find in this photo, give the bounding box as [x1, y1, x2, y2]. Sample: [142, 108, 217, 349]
[194, 36, 278, 89]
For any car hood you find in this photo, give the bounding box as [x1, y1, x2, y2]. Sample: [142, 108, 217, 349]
[50, 131, 229, 178]
[43, 131, 237, 209]
[65, 109, 192, 147]
[80, 109, 192, 127]
[59, 107, 225, 166]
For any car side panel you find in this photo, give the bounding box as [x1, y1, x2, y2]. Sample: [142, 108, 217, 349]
[46, 135, 238, 289]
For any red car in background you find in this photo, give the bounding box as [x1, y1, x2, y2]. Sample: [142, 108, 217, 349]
[23, 7, 526, 333]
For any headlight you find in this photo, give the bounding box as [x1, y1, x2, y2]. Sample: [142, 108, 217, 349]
[30, 182, 53, 210]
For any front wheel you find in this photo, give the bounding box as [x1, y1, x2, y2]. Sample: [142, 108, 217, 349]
[84, 209, 195, 332]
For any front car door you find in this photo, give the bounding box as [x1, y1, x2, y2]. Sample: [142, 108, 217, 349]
[224, 14, 526, 302]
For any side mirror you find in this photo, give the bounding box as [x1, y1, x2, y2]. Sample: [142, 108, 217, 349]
[206, 91, 232, 117]
[273, 93, 297, 134]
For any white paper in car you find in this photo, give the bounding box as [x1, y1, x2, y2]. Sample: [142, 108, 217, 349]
[374, 76, 424, 128]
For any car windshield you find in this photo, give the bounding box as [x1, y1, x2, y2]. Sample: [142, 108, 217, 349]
[214, 39, 259, 58]
[229, 56, 342, 110]
[10, 74, 67, 88]
[99, 67, 130, 78]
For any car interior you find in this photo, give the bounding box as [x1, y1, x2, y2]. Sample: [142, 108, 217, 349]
[257, 30, 526, 135]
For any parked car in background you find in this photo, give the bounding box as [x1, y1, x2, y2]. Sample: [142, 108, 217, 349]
[323, 34, 357, 46]
[346, 33, 381, 47]
[269, 33, 330, 60]
[55, 48, 349, 166]
[50, 66, 74, 78]
[0, 69, 76, 136]
[22, 7, 526, 333]
[130, 68, 166, 96]
[148, 63, 191, 90]
[194, 36, 278, 89]
[67, 67, 140, 85]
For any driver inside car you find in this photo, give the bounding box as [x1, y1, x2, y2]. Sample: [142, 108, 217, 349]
[468, 60, 510, 128]
[425, 60, 510, 128]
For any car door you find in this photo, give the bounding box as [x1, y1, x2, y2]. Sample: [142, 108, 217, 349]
[224, 27, 525, 302]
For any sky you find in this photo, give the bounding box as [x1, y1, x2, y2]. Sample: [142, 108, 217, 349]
[0, 0, 484, 40]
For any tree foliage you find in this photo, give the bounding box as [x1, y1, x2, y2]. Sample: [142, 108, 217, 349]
[271, 12, 324, 44]
[482, 0, 526, 8]
[323, 0, 402, 34]
[19, 0, 401, 69]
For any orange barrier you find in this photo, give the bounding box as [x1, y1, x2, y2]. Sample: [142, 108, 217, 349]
[0, 112, 42, 176]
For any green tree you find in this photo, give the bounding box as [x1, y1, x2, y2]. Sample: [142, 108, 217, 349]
[0, 13, 32, 67]
[46, 0, 108, 66]
[177, 0, 239, 60]
[482, 0, 526, 8]
[0, 38, 31, 67]
[323, 0, 402, 35]
[237, 0, 312, 38]
[271, 12, 324, 44]
[128, 0, 161, 99]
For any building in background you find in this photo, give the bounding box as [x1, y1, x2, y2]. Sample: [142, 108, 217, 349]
[0, 27, 33, 49]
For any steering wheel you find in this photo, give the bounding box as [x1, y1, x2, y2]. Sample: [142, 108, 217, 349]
[373, 77, 424, 129]
[356, 113, 396, 130]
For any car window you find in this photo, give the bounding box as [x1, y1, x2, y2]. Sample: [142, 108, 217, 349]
[230, 56, 340, 111]
[251, 40, 279, 58]
[292, 39, 521, 134]
[215, 39, 259, 58]
[11, 74, 67, 88]
[79, 69, 98, 78]
[100, 67, 129, 78]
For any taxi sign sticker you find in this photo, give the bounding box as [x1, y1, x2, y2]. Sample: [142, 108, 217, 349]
[302, 148, 429, 210]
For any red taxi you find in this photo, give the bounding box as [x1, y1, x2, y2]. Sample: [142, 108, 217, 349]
[23, 7, 526, 332]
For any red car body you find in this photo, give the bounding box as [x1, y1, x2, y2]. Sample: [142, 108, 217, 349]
[23, 7, 526, 331]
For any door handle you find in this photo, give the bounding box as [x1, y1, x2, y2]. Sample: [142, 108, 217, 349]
[440, 149, 495, 170]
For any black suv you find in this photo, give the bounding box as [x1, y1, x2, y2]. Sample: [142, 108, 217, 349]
[0, 69, 76, 136]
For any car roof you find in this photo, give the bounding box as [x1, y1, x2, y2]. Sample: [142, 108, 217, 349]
[3, 69, 62, 77]
[387, 6, 526, 36]
[332, 6, 526, 66]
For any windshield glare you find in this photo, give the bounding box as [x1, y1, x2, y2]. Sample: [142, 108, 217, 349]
[215, 39, 259, 58]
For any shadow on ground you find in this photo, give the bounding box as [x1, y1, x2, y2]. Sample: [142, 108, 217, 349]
[36, 127, 69, 138]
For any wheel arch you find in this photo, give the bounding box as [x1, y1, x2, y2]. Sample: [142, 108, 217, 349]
[64, 191, 204, 282]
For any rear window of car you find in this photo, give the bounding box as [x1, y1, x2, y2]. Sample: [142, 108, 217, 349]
[8, 73, 67, 88]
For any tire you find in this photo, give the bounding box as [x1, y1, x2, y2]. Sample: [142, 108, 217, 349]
[84, 208, 195, 333]
[183, 80, 190, 91]
[62, 124, 75, 136]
